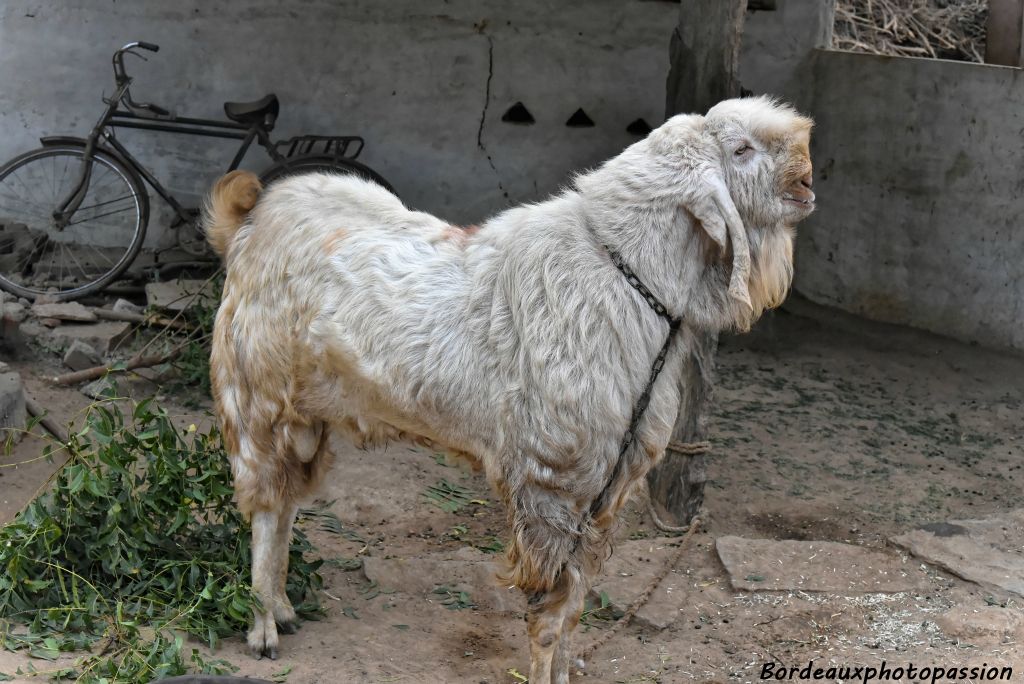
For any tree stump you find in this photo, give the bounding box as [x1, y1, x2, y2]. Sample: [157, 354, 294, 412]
[647, 0, 748, 527]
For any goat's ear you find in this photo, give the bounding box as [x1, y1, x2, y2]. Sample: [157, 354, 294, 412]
[714, 177, 752, 311]
[684, 171, 752, 311]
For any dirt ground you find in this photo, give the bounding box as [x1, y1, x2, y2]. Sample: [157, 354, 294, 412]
[1, 296, 1023, 683]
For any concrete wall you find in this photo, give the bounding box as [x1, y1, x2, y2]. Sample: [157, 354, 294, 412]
[740, 0, 834, 101]
[736, 1, 1023, 353]
[0, 0, 677, 246]
[795, 50, 1024, 352]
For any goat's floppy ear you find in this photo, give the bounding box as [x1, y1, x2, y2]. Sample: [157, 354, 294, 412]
[714, 176, 752, 311]
[684, 171, 752, 311]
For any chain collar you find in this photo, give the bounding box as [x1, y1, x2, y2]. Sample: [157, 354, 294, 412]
[589, 244, 682, 517]
[603, 245, 681, 329]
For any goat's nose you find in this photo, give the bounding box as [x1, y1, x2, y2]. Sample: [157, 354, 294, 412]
[801, 173, 813, 189]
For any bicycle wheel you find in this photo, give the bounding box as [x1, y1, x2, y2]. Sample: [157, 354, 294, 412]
[0, 145, 148, 300]
[259, 156, 394, 194]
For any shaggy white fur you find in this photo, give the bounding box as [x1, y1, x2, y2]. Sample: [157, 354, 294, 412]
[206, 95, 814, 683]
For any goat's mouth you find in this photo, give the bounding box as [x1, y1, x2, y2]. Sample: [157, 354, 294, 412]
[782, 188, 815, 215]
[782, 191, 815, 207]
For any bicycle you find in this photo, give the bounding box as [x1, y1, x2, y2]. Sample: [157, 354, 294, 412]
[0, 41, 392, 301]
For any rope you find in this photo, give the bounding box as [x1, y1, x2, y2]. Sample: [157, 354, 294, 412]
[647, 440, 712, 533]
[666, 439, 712, 455]
[576, 516, 702, 664]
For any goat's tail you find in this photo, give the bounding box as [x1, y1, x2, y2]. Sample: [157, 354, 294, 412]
[204, 170, 262, 259]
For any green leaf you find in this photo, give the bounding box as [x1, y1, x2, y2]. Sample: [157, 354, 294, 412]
[0, 391, 325, 684]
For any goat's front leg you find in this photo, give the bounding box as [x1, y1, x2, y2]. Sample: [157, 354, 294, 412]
[527, 564, 586, 684]
[550, 567, 586, 684]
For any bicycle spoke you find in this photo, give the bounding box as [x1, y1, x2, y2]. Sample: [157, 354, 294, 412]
[86, 170, 123, 199]
[65, 205, 136, 227]
[83, 241, 117, 269]
[9, 168, 45, 208]
[49, 155, 56, 201]
[73, 194, 136, 214]
[57, 155, 71, 198]
[0, 197, 52, 223]
[61, 241, 91, 282]
[0, 148, 143, 296]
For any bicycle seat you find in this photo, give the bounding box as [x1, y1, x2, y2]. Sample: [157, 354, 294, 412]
[223, 93, 279, 128]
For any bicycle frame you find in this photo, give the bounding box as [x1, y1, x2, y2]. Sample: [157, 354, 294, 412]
[52, 80, 284, 230]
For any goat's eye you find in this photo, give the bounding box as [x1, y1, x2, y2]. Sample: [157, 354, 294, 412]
[735, 145, 750, 156]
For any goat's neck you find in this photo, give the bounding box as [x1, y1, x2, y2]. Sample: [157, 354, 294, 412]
[585, 198, 728, 331]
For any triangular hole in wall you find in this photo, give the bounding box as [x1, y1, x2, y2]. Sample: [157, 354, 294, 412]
[565, 108, 595, 128]
[626, 118, 653, 136]
[501, 102, 535, 124]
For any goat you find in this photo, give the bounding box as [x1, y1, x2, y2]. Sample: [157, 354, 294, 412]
[205, 95, 814, 683]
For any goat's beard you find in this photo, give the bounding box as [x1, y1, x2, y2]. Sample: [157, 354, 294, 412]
[730, 223, 795, 332]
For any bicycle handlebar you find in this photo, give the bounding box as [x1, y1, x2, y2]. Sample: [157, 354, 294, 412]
[112, 41, 170, 118]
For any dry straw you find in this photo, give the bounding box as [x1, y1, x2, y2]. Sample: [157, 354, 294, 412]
[834, 0, 988, 63]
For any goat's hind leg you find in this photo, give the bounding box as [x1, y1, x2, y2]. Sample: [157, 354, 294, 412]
[249, 499, 301, 656]
[271, 503, 300, 633]
[251, 420, 332, 653]
[249, 507, 285, 659]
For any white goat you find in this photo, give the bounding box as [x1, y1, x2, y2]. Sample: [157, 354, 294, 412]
[205, 95, 814, 684]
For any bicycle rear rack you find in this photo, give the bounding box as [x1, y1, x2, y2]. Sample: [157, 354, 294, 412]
[275, 135, 364, 160]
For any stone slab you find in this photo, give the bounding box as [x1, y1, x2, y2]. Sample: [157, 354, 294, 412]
[934, 605, 1024, 642]
[0, 370, 26, 443]
[891, 510, 1024, 597]
[43, 321, 132, 354]
[716, 536, 930, 593]
[30, 301, 97, 322]
[0, 301, 27, 346]
[81, 377, 117, 400]
[112, 298, 144, 315]
[63, 339, 102, 371]
[145, 280, 216, 313]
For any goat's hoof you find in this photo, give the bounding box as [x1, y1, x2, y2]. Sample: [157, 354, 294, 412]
[248, 642, 279, 660]
[247, 614, 280, 660]
[277, 620, 297, 635]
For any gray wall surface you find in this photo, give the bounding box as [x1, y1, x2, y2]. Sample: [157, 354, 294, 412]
[733, 1, 1022, 353]
[0, 0, 677, 246]
[797, 50, 1024, 352]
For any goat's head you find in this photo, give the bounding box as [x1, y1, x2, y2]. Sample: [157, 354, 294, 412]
[701, 97, 814, 229]
[643, 97, 814, 324]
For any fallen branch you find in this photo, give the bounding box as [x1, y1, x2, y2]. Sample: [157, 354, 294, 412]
[92, 307, 194, 332]
[50, 337, 194, 386]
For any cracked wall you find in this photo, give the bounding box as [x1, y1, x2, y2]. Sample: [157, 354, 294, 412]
[0, 0, 677, 246]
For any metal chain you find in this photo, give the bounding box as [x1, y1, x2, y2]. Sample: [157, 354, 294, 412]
[605, 247, 678, 325]
[590, 245, 682, 516]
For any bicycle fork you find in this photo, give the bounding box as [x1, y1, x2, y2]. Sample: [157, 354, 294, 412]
[51, 96, 124, 230]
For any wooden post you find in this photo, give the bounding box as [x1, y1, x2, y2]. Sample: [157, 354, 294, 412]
[647, 0, 748, 527]
[986, 0, 1024, 66]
